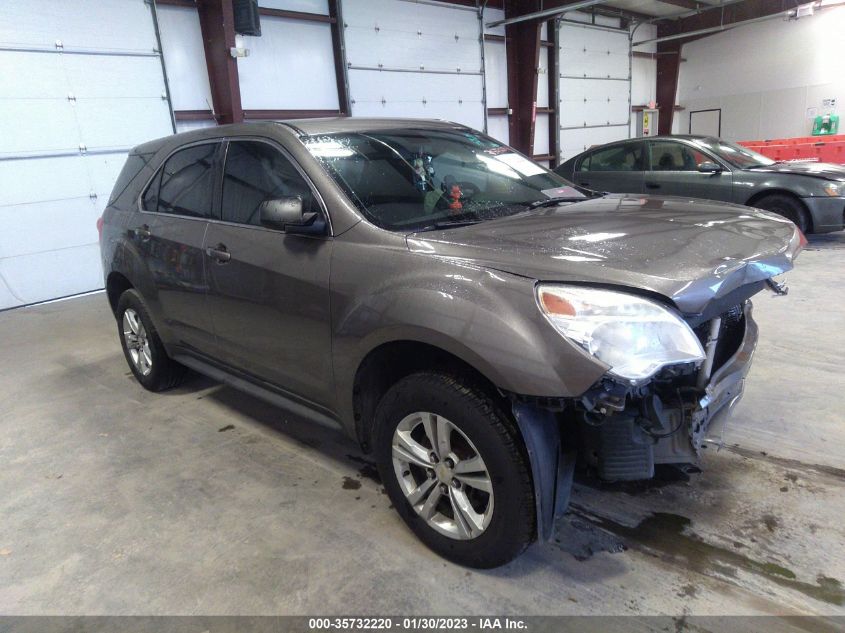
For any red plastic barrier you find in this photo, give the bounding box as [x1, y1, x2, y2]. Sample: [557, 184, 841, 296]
[738, 135, 845, 165]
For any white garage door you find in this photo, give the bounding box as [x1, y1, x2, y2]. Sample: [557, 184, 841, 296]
[342, 0, 485, 131]
[0, 0, 174, 310]
[558, 22, 631, 161]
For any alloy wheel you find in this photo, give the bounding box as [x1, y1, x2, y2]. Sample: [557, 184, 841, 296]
[122, 308, 153, 376]
[391, 411, 494, 540]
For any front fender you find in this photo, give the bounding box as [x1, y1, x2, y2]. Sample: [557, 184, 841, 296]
[739, 173, 830, 204]
[330, 234, 607, 431]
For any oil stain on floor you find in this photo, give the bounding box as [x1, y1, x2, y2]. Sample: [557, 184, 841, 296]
[568, 505, 845, 606]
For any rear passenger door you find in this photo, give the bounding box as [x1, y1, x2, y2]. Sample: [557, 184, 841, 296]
[139, 141, 221, 354]
[572, 141, 645, 195]
[204, 139, 335, 410]
[645, 140, 733, 201]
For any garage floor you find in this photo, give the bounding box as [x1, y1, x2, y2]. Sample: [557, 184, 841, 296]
[1, 235, 844, 617]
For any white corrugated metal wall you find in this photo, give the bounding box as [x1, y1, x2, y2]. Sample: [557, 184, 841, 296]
[557, 16, 632, 162]
[342, 0, 485, 130]
[0, 0, 650, 310]
[0, 0, 175, 310]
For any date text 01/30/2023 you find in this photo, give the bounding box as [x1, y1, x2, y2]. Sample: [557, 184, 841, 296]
[307, 617, 528, 630]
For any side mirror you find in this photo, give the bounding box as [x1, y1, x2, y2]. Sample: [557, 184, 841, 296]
[259, 197, 326, 235]
[697, 161, 722, 174]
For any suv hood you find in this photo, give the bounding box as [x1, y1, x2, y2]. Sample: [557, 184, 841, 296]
[407, 195, 802, 315]
[747, 161, 845, 181]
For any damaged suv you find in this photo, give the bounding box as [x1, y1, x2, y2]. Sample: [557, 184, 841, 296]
[100, 119, 804, 568]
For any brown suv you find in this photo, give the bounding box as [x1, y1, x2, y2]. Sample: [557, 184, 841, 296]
[100, 118, 803, 568]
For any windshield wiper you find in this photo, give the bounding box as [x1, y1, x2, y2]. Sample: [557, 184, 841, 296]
[413, 217, 485, 232]
[527, 196, 589, 209]
[431, 218, 483, 229]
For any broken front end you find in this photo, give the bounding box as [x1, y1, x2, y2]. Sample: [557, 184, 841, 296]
[513, 270, 795, 541]
[575, 298, 757, 481]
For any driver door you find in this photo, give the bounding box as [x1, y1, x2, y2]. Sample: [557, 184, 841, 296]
[646, 141, 733, 201]
[203, 139, 334, 410]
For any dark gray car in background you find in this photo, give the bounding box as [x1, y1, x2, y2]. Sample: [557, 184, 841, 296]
[555, 134, 845, 234]
[100, 119, 803, 568]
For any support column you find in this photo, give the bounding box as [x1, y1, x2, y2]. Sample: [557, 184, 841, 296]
[197, 0, 243, 124]
[327, 0, 350, 115]
[505, 11, 541, 155]
[655, 42, 681, 135]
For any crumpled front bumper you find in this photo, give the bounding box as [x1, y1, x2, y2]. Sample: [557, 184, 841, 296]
[512, 301, 762, 540]
[697, 301, 759, 448]
[654, 301, 759, 463]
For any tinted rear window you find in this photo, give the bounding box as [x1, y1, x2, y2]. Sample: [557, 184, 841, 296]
[154, 143, 219, 218]
[583, 143, 643, 172]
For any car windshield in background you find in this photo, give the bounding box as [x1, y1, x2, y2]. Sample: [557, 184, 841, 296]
[691, 138, 777, 169]
[304, 129, 587, 232]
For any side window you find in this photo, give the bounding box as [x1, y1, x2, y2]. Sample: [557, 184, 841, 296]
[650, 142, 709, 171]
[221, 141, 315, 227]
[141, 169, 162, 212]
[583, 143, 643, 172]
[156, 143, 219, 218]
[576, 154, 590, 172]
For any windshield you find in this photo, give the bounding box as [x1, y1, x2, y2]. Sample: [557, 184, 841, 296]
[303, 129, 588, 231]
[690, 138, 776, 169]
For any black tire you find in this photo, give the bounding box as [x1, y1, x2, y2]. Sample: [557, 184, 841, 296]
[754, 193, 811, 234]
[116, 289, 187, 392]
[374, 372, 535, 568]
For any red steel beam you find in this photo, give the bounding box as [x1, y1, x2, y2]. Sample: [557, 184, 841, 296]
[174, 109, 215, 121]
[546, 19, 558, 167]
[327, 0, 350, 115]
[156, 0, 197, 7]
[504, 0, 541, 155]
[258, 7, 335, 23]
[655, 42, 681, 135]
[196, 0, 243, 124]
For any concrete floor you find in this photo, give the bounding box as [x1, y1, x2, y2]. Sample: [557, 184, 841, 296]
[1, 234, 844, 617]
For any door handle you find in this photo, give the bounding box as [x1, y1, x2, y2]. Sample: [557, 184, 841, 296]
[645, 182, 661, 189]
[579, 181, 590, 187]
[133, 224, 151, 240]
[206, 243, 231, 263]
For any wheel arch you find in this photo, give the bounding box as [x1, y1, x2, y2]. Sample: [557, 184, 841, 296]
[106, 271, 134, 315]
[354, 337, 575, 545]
[745, 189, 813, 232]
[352, 338, 511, 454]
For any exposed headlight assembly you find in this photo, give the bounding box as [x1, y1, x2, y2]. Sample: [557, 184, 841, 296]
[536, 285, 705, 383]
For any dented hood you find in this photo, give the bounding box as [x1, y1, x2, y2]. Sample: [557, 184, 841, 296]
[407, 195, 802, 315]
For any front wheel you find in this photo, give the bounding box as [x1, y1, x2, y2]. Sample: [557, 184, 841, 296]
[754, 194, 811, 234]
[374, 372, 535, 568]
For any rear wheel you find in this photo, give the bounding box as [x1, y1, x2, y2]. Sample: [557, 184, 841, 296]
[754, 193, 811, 233]
[374, 372, 535, 568]
[116, 289, 186, 392]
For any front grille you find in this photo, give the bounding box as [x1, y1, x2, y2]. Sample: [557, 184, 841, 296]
[693, 304, 746, 375]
